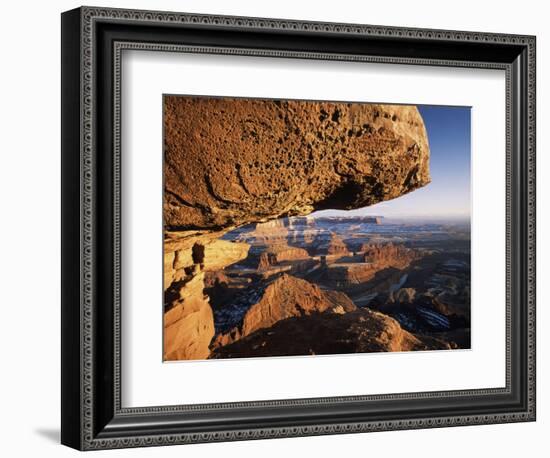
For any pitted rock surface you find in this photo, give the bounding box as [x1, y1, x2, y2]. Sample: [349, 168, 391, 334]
[164, 97, 430, 229]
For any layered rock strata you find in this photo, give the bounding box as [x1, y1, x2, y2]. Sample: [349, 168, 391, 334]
[164, 230, 249, 290]
[164, 273, 214, 361]
[257, 245, 310, 270]
[317, 242, 418, 288]
[163, 231, 249, 360]
[360, 242, 417, 268]
[311, 232, 350, 256]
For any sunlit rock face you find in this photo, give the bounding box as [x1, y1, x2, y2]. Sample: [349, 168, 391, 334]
[310, 232, 350, 256]
[211, 274, 357, 349]
[164, 97, 430, 229]
[360, 242, 416, 267]
[257, 245, 310, 270]
[164, 230, 250, 290]
[164, 273, 214, 361]
[162, 232, 249, 360]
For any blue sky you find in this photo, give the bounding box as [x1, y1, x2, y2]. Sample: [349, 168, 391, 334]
[314, 105, 471, 221]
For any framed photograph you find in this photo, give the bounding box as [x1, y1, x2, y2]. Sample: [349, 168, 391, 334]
[61, 6, 536, 450]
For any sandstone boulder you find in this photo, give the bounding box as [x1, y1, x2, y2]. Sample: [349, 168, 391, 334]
[164, 97, 430, 229]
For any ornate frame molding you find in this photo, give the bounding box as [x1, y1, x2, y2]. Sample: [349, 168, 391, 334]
[61, 6, 536, 450]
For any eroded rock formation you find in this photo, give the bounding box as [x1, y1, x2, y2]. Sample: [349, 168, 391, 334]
[164, 230, 250, 289]
[257, 245, 310, 270]
[164, 273, 214, 361]
[163, 231, 249, 360]
[312, 232, 350, 256]
[164, 97, 430, 229]
[361, 242, 418, 270]
[314, 242, 418, 289]
[211, 308, 450, 359]
[393, 287, 417, 305]
[324, 263, 380, 286]
[212, 274, 357, 348]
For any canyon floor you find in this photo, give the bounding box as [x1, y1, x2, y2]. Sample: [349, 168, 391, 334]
[164, 215, 471, 360]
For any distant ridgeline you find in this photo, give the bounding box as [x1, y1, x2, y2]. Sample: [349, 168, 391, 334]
[258, 215, 383, 229]
[313, 216, 382, 225]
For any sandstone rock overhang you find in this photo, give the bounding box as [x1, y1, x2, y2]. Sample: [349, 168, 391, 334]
[164, 96, 431, 230]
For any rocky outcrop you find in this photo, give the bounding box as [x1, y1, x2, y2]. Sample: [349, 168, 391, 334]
[393, 287, 417, 305]
[164, 97, 430, 229]
[312, 232, 349, 256]
[257, 244, 310, 270]
[211, 308, 450, 359]
[164, 230, 250, 290]
[164, 273, 215, 361]
[200, 240, 250, 271]
[247, 220, 290, 244]
[314, 243, 418, 289]
[212, 274, 356, 348]
[163, 231, 250, 360]
[324, 263, 378, 286]
[233, 218, 322, 253]
[360, 242, 417, 270]
[242, 275, 357, 336]
[287, 216, 316, 229]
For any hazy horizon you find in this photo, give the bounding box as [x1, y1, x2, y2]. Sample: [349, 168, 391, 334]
[312, 105, 471, 221]
[308, 213, 471, 223]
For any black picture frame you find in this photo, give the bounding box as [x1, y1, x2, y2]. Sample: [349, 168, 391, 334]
[61, 6, 536, 450]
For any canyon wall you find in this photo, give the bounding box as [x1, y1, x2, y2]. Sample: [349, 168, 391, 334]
[319, 242, 418, 288]
[257, 245, 310, 270]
